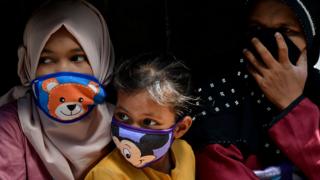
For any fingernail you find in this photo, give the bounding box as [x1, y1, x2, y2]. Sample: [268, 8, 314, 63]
[274, 32, 281, 38]
[243, 48, 248, 53]
[251, 37, 258, 43]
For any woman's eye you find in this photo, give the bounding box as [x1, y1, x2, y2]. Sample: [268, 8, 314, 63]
[142, 119, 157, 126]
[115, 112, 130, 122]
[39, 57, 53, 64]
[71, 55, 87, 62]
[279, 27, 301, 36]
[279, 27, 292, 34]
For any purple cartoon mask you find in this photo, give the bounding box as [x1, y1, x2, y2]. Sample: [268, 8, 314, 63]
[111, 118, 175, 168]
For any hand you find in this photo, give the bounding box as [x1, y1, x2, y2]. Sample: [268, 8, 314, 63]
[243, 32, 307, 110]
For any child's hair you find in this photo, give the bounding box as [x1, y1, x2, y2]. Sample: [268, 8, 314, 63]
[114, 52, 195, 118]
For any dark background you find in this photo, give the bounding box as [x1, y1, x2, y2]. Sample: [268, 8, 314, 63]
[0, 0, 244, 96]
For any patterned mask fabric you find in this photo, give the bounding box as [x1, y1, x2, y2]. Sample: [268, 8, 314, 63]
[111, 118, 175, 168]
[32, 72, 106, 123]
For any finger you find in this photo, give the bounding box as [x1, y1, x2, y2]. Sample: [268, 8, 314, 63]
[248, 65, 264, 83]
[274, 32, 290, 64]
[243, 48, 267, 75]
[296, 48, 307, 68]
[251, 37, 278, 68]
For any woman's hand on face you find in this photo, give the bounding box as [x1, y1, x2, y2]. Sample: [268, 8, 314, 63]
[243, 32, 307, 110]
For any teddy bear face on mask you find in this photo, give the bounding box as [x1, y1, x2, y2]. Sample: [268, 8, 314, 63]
[32, 72, 106, 123]
[42, 78, 99, 121]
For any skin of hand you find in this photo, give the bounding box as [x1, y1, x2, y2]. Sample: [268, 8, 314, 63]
[243, 32, 307, 110]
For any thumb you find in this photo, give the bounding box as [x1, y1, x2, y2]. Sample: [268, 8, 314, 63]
[296, 48, 307, 68]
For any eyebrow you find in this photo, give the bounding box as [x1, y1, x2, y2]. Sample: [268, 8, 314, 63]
[278, 23, 301, 30]
[116, 106, 159, 120]
[117, 106, 130, 113]
[41, 48, 53, 54]
[70, 48, 85, 53]
[248, 19, 300, 29]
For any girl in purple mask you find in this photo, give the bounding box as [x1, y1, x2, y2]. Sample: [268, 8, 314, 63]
[86, 53, 196, 180]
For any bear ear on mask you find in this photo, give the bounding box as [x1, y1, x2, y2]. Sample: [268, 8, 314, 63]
[42, 78, 59, 93]
[245, 28, 301, 65]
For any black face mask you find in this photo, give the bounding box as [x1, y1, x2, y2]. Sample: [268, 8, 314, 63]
[245, 28, 301, 65]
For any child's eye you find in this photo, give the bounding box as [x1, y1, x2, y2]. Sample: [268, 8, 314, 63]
[115, 112, 130, 122]
[142, 119, 157, 126]
[39, 57, 53, 64]
[71, 55, 87, 62]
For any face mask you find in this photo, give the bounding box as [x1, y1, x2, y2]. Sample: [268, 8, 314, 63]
[245, 28, 301, 64]
[111, 118, 175, 168]
[32, 72, 106, 123]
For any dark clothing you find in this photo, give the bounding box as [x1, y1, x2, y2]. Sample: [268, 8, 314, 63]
[195, 97, 320, 180]
[184, 0, 320, 178]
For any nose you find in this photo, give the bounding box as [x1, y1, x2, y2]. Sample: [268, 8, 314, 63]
[130, 123, 141, 129]
[67, 104, 76, 111]
[55, 60, 77, 73]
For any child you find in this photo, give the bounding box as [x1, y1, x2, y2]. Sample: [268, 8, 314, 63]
[85, 53, 195, 180]
[186, 0, 320, 179]
[0, 0, 114, 179]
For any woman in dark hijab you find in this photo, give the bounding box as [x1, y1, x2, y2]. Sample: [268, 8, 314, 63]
[185, 0, 320, 179]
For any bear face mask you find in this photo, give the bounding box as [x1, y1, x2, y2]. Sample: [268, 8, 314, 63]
[31, 72, 106, 123]
[111, 118, 175, 168]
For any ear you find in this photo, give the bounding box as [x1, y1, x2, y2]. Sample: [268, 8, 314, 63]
[42, 78, 59, 93]
[139, 155, 156, 167]
[88, 81, 99, 94]
[173, 116, 192, 139]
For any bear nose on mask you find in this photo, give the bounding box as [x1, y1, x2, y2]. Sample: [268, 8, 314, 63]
[67, 104, 76, 111]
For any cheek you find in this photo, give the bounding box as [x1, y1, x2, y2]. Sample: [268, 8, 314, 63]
[78, 61, 93, 75]
[48, 98, 60, 114]
[36, 65, 54, 77]
[289, 36, 307, 51]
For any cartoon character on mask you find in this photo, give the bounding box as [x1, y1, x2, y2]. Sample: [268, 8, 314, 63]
[111, 118, 174, 168]
[32, 72, 106, 123]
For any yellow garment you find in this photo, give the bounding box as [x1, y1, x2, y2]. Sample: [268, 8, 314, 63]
[85, 139, 195, 180]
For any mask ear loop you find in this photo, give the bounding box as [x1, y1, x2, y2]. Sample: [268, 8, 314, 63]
[31, 80, 38, 100]
[171, 114, 186, 141]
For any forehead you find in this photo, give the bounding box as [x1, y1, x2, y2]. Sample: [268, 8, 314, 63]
[44, 27, 81, 49]
[116, 90, 175, 119]
[248, 0, 300, 27]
